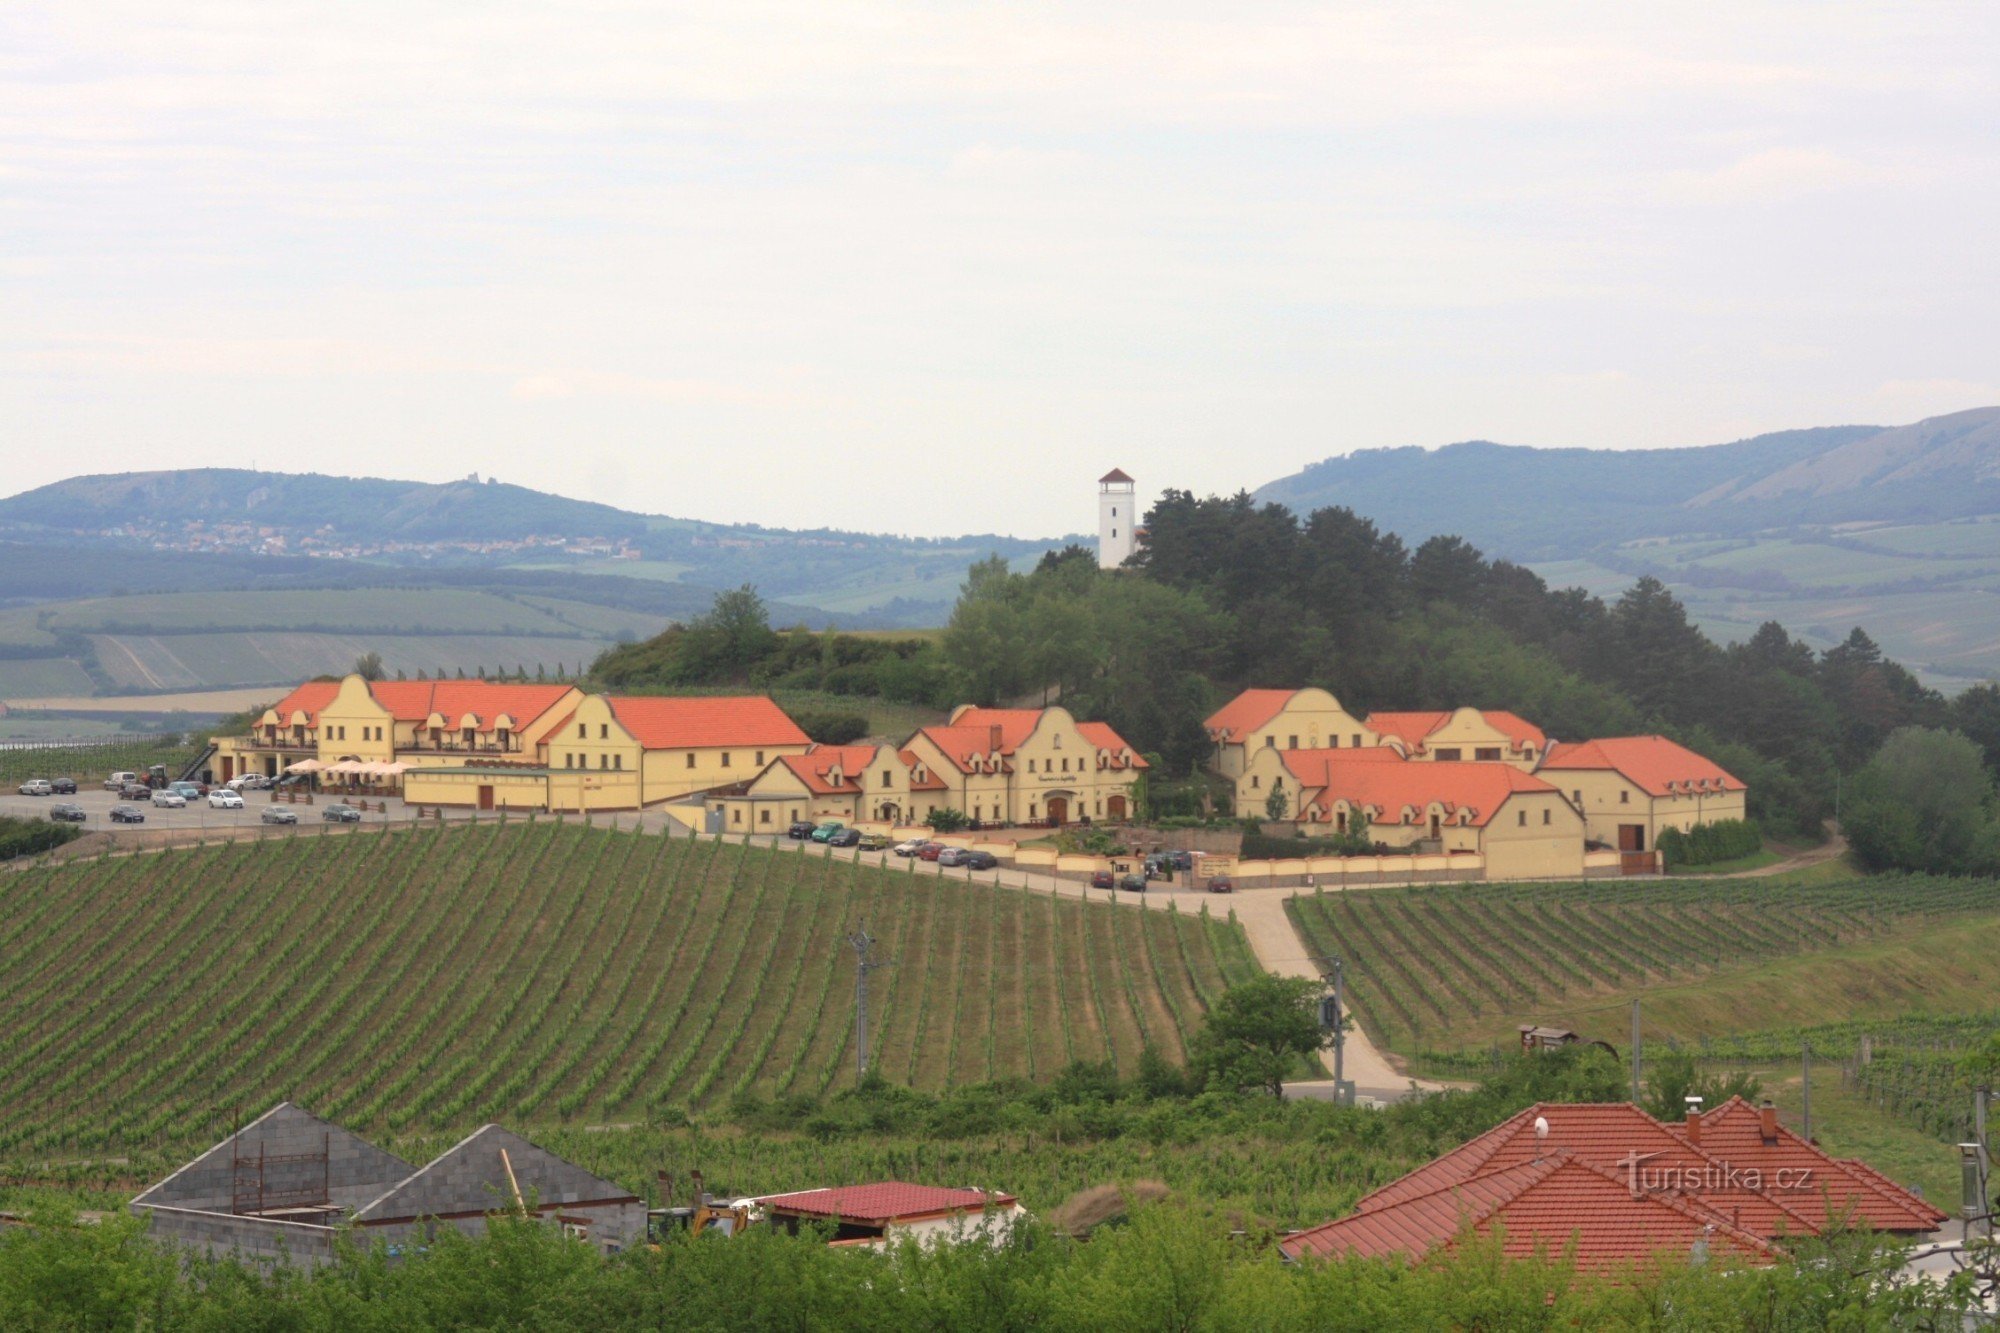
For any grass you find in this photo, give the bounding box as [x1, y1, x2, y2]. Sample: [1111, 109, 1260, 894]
[1667, 849, 1785, 875]
[0, 822, 1254, 1172]
[87, 632, 609, 692]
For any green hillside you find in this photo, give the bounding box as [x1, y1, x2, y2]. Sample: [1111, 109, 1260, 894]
[0, 823, 1257, 1167]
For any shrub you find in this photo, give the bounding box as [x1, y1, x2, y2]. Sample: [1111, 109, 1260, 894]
[789, 710, 870, 746]
[0, 817, 82, 862]
[1655, 819, 1762, 869]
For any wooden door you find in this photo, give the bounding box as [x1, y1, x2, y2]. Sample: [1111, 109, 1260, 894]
[1617, 824, 1644, 852]
[478, 785, 495, 811]
[1106, 795, 1127, 821]
[1046, 796, 1068, 826]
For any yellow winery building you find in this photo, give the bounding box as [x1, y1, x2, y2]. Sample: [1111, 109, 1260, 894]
[213, 675, 811, 813]
[1537, 736, 1748, 854]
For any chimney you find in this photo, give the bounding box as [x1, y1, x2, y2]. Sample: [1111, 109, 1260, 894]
[1684, 1095, 1703, 1144]
[990, 724, 1002, 753]
[1758, 1099, 1779, 1145]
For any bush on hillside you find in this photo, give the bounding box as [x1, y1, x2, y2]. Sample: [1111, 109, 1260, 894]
[790, 710, 870, 746]
[0, 818, 81, 862]
[1655, 819, 1763, 869]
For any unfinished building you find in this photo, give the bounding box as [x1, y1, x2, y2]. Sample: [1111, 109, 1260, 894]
[131, 1103, 645, 1266]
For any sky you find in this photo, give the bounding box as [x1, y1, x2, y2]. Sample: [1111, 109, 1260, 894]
[4, 3, 1997, 538]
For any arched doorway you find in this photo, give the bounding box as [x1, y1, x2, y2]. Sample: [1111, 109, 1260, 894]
[1046, 796, 1069, 826]
[876, 801, 901, 823]
[1105, 794, 1127, 821]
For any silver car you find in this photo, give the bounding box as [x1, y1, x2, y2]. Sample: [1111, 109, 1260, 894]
[17, 779, 52, 796]
[149, 790, 187, 808]
[260, 807, 299, 825]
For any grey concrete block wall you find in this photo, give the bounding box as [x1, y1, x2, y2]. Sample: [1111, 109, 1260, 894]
[353, 1125, 639, 1225]
[133, 1103, 417, 1212]
[134, 1205, 341, 1269]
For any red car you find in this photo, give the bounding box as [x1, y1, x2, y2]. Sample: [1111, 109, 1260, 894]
[917, 842, 946, 862]
[1089, 870, 1115, 889]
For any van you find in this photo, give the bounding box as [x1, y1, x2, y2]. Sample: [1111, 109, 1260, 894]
[104, 772, 139, 791]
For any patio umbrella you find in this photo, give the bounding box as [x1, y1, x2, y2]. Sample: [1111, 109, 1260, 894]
[284, 759, 325, 774]
[326, 761, 365, 776]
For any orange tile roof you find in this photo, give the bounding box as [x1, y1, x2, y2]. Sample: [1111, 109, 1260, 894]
[1677, 1098, 1947, 1234]
[897, 748, 950, 791]
[1540, 736, 1745, 796]
[759, 1182, 1016, 1223]
[368, 680, 576, 726]
[1277, 752, 1558, 827]
[267, 680, 340, 724]
[607, 695, 809, 750]
[948, 708, 1046, 751]
[1075, 721, 1149, 768]
[1203, 689, 1301, 741]
[1365, 709, 1547, 752]
[774, 744, 881, 796]
[1283, 1152, 1777, 1273]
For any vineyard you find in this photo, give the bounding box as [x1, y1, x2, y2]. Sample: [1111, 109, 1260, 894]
[1287, 875, 2000, 1054]
[0, 735, 204, 787]
[0, 821, 1260, 1167]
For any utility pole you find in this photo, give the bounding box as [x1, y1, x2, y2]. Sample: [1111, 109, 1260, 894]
[1802, 1039, 1812, 1140]
[1308, 953, 1352, 1106]
[848, 924, 893, 1083]
[1631, 999, 1642, 1104]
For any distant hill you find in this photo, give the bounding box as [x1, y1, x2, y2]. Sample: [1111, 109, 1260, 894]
[0, 469, 648, 543]
[1253, 408, 2000, 557]
[1254, 408, 2000, 688]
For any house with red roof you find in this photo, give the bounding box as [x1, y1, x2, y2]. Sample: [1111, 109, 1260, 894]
[706, 743, 915, 835]
[1236, 747, 1587, 878]
[759, 1181, 1025, 1249]
[213, 672, 811, 813]
[899, 704, 1146, 827]
[1280, 1098, 1942, 1274]
[1538, 736, 1747, 855]
[1203, 687, 1379, 778]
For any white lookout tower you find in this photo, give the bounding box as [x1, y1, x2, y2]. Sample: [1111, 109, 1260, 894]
[1097, 468, 1137, 569]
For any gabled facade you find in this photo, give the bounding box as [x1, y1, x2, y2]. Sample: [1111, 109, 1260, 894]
[1538, 736, 1748, 853]
[1203, 687, 1377, 778]
[710, 743, 913, 834]
[1238, 747, 1586, 879]
[1364, 707, 1546, 768]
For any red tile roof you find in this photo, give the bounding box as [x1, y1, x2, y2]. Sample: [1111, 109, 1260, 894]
[1298, 1100, 1942, 1269]
[917, 709, 1144, 773]
[774, 745, 881, 795]
[759, 1182, 1016, 1223]
[1365, 709, 1546, 753]
[1540, 736, 1744, 796]
[1074, 721, 1148, 768]
[267, 680, 340, 724]
[1282, 1152, 1777, 1274]
[1098, 467, 1134, 484]
[1203, 689, 1302, 741]
[607, 695, 810, 750]
[1278, 752, 1559, 827]
[368, 681, 576, 727]
[1676, 1097, 1947, 1234]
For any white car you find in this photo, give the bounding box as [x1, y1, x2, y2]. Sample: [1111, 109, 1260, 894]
[227, 774, 271, 790]
[208, 789, 245, 809]
[892, 837, 929, 857]
[17, 779, 52, 796]
[149, 790, 187, 808]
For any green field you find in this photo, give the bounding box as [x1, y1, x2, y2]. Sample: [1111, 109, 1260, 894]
[86, 632, 609, 691]
[0, 657, 96, 699]
[0, 736, 205, 786]
[1285, 874, 2000, 1054]
[0, 823, 1258, 1169]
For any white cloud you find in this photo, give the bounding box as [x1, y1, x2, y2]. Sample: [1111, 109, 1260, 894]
[1661, 147, 1888, 203]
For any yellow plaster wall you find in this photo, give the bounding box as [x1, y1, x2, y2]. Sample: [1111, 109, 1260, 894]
[1477, 790, 1587, 879]
[1215, 688, 1376, 779]
[1405, 707, 1537, 769]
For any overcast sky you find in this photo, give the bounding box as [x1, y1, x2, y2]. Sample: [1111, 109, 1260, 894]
[4, 4, 1996, 538]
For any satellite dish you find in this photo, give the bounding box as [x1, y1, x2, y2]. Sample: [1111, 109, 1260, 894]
[1534, 1116, 1549, 1142]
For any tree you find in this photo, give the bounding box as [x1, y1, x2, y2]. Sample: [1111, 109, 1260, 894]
[1263, 779, 1290, 822]
[1843, 727, 1997, 874]
[353, 651, 384, 681]
[1640, 1048, 1762, 1123]
[1188, 975, 1331, 1097]
[928, 807, 969, 833]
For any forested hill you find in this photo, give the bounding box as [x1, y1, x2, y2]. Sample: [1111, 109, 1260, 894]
[1253, 408, 2000, 558]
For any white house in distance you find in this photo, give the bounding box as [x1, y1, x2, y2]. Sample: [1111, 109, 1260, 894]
[1098, 468, 1137, 568]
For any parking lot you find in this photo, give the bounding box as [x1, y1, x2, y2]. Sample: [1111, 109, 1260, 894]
[0, 782, 443, 836]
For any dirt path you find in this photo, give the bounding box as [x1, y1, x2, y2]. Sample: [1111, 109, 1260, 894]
[1725, 828, 1849, 878]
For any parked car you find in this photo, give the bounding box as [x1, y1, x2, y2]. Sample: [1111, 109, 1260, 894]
[50, 777, 77, 794]
[963, 850, 999, 870]
[49, 803, 87, 823]
[109, 804, 146, 824]
[1117, 873, 1147, 893]
[892, 838, 929, 857]
[104, 771, 139, 791]
[809, 821, 845, 843]
[936, 847, 970, 867]
[118, 782, 153, 801]
[824, 828, 860, 848]
[857, 833, 894, 852]
[17, 779, 52, 796]
[1205, 876, 1235, 894]
[1168, 850, 1196, 872]
[1089, 870, 1115, 889]
[787, 820, 817, 840]
[169, 781, 205, 803]
[322, 803, 363, 823]
[149, 790, 186, 808]
[916, 842, 947, 862]
[260, 807, 299, 825]
[227, 773, 272, 791]
[208, 789, 245, 809]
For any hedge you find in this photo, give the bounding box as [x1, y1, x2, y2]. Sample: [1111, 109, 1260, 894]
[0, 817, 83, 862]
[1655, 818, 1762, 869]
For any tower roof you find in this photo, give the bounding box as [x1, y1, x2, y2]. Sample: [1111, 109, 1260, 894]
[1098, 468, 1134, 484]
